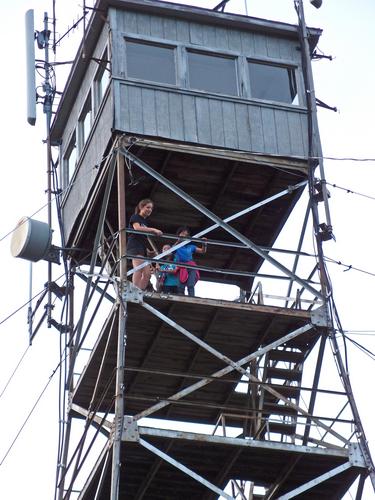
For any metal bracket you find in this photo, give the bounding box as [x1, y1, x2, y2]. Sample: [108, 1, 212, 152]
[348, 443, 367, 467]
[123, 281, 144, 303]
[311, 305, 332, 328]
[122, 416, 140, 442]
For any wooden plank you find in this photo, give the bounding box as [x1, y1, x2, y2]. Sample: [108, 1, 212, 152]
[235, 102, 251, 151]
[189, 21, 204, 45]
[288, 111, 307, 157]
[123, 10, 138, 34]
[261, 107, 278, 154]
[248, 105, 265, 152]
[136, 12, 151, 36]
[275, 109, 292, 155]
[168, 93, 185, 141]
[128, 86, 144, 132]
[195, 96, 212, 145]
[222, 101, 238, 149]
[228, 29, 242, 52]
[162, 16, 178, 40]
[155, 90, 171, 138]
[208, 99, 225, 146]
[266, 34, 281, 58]
[182, 94, 198, 143]
[214, 25, 230, 50]
[150, 15, 164, 38]
[202, 24, 217, 47]
[175, 18, 190, 43]
[141, 88, 157, 136]
[253, 32, 268, 57]
[118, 82, 131, 131]
[240, 30, 255, 56]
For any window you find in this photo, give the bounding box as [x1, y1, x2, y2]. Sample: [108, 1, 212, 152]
[248, 61, 298, 104]
[126, 40, 176, 85]
[78, 93, 92, 153]
[94, 50, 110, 112]
[188, 51, 238, 96]
[64, 132, 77, 184]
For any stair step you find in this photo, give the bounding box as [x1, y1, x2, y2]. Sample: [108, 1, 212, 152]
[266, 367, 302, 382]
[263, 402, 298, 417]
[268, 421, 297, 436]
[264, 384, 300, 399]
[268, 349, 304, 363]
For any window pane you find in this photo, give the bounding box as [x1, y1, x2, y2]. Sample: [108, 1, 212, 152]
[65, 134, 77, 183]
[78, 94, 92, 152]
[98, 67, 110, 102]
[126, 40, 176, 85]
[248, 62, 297, 104]
[188, 52, 238, 95]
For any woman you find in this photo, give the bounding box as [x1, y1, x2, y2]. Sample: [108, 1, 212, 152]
[127, 199, 162, 290]
[174, 226, 207, 297]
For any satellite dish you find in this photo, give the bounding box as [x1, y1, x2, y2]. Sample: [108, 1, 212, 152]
[11, 217, 52, 262]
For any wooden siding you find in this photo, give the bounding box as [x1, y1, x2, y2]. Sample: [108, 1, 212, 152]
[115, 81, 308, 156]
[112, 9, 300, 60]
[61, 91, 113, 242]
[110, 7, 308, 156]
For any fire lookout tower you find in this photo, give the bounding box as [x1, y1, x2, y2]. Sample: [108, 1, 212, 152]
[46, 0, 375, 498]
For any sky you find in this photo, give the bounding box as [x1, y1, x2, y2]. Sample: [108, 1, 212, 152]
[0, 1, 375, 499]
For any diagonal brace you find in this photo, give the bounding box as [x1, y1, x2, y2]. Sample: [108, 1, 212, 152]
[278, 462, 352, 499]
[126, 178, 308, 280]
[121, 149, 323, 300]
[139, 437, 234, 500]
[133, 315, 347, 444]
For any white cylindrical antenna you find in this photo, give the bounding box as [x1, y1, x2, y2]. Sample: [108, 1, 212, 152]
[25, 9, 37, 126]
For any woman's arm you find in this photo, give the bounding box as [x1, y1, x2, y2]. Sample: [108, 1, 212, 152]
[132, 222, 162, 236]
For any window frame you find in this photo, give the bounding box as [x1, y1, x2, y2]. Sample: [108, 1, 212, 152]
[124, 37, 178, 87]
[77, 91, 92, 155]
[247, 58, 299, 105]
[94, 48, 111, 115]
[186, 49, 240, 97]
[63, 131, 77, 187]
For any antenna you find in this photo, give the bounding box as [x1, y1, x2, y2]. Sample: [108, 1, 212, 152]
[25, 9, 36, 126]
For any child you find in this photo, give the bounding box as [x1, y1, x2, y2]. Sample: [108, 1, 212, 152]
[174, 226, 207, 297]
[157, 244, 179, 294]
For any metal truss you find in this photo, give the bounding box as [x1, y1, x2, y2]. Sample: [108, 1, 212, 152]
[55, 142, 375, 500]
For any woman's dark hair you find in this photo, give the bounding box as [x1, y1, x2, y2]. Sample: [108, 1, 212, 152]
[135, 198, 154, 214]
[176, 226, 190, 236]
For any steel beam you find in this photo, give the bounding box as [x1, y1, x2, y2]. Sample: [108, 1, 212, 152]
[277, 461, 352, 499]
[139, 437, 235, 500]
[121, 148, 323, 300]
[138, 426, 348, 458]
[133, 323, 308, 419]
[111, 150, 128, 500]
[134, 299, 347, 444]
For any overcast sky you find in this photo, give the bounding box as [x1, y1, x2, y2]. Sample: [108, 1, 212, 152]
[0, 1, 374, 499]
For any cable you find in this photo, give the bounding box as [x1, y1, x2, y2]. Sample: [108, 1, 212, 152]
[0, 346, 30, 400]
[0, 356, 63, 467]
[324, 256, 375, 278]
[342, 333, 375, 362]
[0, 148, 115, 245]
[0, 288, 46, 328]
[343, 331, 375, 336]
[0, 271, 67, 329]
[326, 182, 375, 202]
